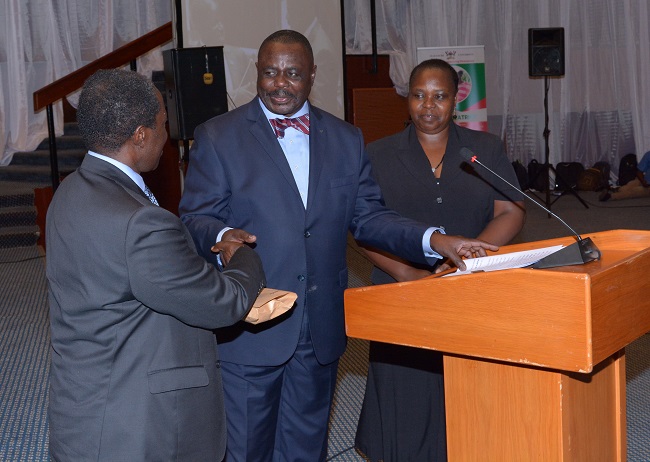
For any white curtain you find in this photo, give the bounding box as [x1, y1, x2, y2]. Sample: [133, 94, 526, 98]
[0, 0, 171, 166]
[344, 0, 650, 178]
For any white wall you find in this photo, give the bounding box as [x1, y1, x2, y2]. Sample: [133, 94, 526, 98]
[179, 0, 344, 118]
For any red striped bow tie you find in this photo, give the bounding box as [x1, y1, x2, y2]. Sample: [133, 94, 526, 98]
[270, 114, 310, 138]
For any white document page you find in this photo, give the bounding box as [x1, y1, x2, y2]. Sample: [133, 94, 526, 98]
[444, 244, 565, 277]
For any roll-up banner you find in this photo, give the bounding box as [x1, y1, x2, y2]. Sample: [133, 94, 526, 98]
[416, 46, 487, 132]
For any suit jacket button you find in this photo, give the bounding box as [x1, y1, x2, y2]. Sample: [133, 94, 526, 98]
[297, 275, 306, 282]
[304, 231, 311, 238]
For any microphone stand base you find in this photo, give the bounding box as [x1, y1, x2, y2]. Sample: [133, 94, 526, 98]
[532, 238, 601, 269]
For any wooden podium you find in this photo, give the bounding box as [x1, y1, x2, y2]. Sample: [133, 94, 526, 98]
[344, 230, 650, 461]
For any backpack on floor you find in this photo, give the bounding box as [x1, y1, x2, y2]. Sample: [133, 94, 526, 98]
[527, 159, 547, 191]
[555, 162, 585, 191]
[577, 168, 606, 191]
[511, 160, 529, 190]
[592, 161, 611, 188]
[618, 153, 638, 186]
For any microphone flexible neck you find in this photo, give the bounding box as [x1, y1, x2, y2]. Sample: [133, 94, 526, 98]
[460, 148, 582, 241]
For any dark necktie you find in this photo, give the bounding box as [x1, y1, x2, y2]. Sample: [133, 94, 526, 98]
[270, 114, 310, 139]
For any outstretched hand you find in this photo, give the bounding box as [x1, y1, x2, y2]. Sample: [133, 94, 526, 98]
[434, 260, 452, 274]
[429, 233, 498, 272]
[211, 228, 257, 266]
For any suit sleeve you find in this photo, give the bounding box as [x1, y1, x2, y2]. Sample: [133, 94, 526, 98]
[178, 123, 231, 266]
[349, 131, 430, 264]
[125, 205, 265, 329]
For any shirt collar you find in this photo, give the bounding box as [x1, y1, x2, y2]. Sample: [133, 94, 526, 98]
[87, 151, 146, 192]
[259, 99, 310, 121]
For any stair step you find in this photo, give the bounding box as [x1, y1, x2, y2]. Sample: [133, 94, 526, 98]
[10, 148, 86, 166]
[63, 122, 80, 136]
[0, 225, 39, 248]
[0, 206, 37, 227]
[0, 185, 40, 250]
[36, 134, 85, 151]
[0, 190, 34, 208]
[0, 165, 77, 185]
[0, 122, 80, 249]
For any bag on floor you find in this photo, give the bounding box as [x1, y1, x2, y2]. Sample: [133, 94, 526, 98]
[554, 162, 584, 191]
[527, 159, 547, 191]
[577, 168, 606, 191]
[511, 160, 529, 190]
[618, 153, 638, 186]
[592, 161, 611, 188]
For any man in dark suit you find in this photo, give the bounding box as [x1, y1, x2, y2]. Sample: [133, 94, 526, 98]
[179, 30, 497, 461]
[46, 69, 266, 461]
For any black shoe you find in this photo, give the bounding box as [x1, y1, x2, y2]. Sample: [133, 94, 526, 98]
[599, 191, 611, 202]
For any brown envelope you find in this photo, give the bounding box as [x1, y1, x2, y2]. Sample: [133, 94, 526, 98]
[244, 288, 297, 324]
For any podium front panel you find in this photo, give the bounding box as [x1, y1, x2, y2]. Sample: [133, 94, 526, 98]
[345, 230, 650, 373]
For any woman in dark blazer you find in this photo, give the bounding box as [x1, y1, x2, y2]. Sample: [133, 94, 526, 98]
[355, 59, 526, 461]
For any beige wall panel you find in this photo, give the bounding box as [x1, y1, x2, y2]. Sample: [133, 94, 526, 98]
[181, 0, 343, 118]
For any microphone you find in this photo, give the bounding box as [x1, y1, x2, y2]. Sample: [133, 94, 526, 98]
[459, 147, 600, 269]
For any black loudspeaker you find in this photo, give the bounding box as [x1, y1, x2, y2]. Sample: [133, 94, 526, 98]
[162, 46, 228, 140]
[528, 28, 565, 77]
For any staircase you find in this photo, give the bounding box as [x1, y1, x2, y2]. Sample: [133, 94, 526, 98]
[1, 123, 85, 184]
[0, 123, 85, 248]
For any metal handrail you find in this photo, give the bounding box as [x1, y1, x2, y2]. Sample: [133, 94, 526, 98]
[32, 22, 173, 190]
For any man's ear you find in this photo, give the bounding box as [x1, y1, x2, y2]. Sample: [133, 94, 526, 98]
[310, 64, 317, 85]
[133, 126, 146, 147]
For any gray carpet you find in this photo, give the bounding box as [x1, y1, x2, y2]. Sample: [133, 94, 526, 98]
[1, 190, 649, 461]
[0, 246, 49, 461]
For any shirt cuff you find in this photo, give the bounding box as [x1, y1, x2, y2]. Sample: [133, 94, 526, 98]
[216, 227, 232, 243]
[423, 226, 445, 262]
[215, 227, 233, 270]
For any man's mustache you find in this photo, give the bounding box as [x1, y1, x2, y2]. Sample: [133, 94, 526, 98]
[268, 90, 296, 98]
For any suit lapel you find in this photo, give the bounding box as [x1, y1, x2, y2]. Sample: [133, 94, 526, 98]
[306, 106, 325, 212]
[442, 123, 466, 182]
[394, 123, 467, 188]
[246, 100, 303, 202]
[394, 125, 437, 190]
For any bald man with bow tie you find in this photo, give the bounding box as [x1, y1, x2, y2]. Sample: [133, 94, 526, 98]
[179, 29, 496, 461]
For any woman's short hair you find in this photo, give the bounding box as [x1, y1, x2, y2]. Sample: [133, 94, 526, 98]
[409, 59, 459, 94]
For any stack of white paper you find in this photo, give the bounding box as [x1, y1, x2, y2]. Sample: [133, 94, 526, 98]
[444, 244, 565, 277]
